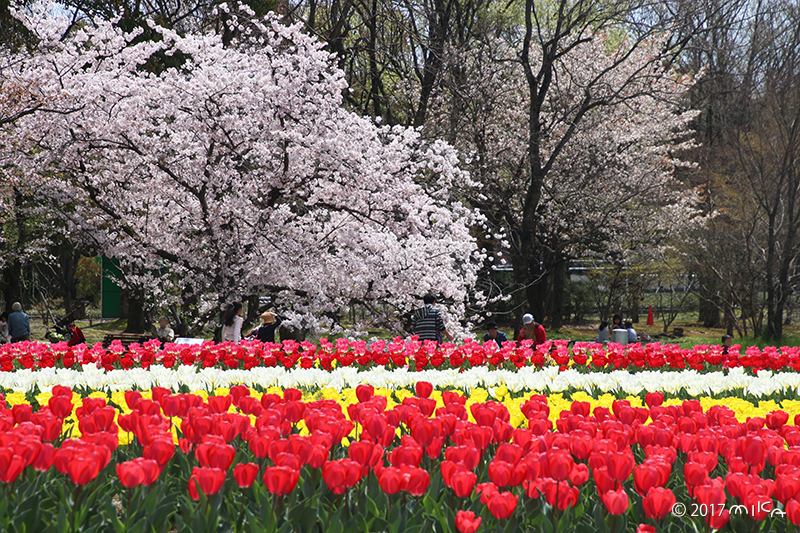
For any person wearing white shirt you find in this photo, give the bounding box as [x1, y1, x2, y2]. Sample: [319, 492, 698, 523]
[156, 317, 175, 343]
[625, 321, 638, 343]
[221, 301, 244, 342]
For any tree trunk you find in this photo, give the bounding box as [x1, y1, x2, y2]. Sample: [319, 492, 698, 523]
[124, 290, 146, 333]
[549, 261, 566, 329]
[413, 0, 451, 127]
[1, 260, 22, 313]
[698, 294, 721, 328]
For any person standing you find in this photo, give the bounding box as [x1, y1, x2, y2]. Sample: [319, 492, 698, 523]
[221, 302, 244, 343]
[247, 312, 282, 343]
[8, 302, 31, 342]
[483, 321, 508, 348]
[412, 294, 454, 343]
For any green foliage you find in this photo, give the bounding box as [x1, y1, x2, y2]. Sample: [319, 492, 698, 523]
[76, 257, 101, 305]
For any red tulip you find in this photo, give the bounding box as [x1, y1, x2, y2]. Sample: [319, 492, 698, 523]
[415, 382, 433, 399]
[637, 526, 656, 533]
[322, 459, 362, 494]
[263, 466, 300, 495]
[283, 388, 302, 402]
[569, 434, 593, 460]
[634, 464, 661, 496]
[416, 417, 442, 445]
[642, 487, 676, 520]
[600, 488, 629, 515]
[0, 451, 25, 483]
[12, 404, 32, 424]
[455, 510, 481, 533]
[593, 466, 616, 494]
[143, 438, 175, 466]
[766, 410, 789, 430]
[545, 450, 574, 481]
[777, 475, 800, 503]
[208, 395, 232, 414]
[116, 461, 145, 488]
[541, 479, 579, 510]
[445, 446, 481, 471]
[688, 450, 717, 473]
[355, 384, 374, 403]
[234, 463, 259, 488]
[475, 482, 498, 505]
[35, 414, 63, 442]
[196, 440, 236, 470]
[125, 391, 142, 410]
[684, 462, 710, 489]
[694, 482, 726, 509]
[66, 455, 103, 485]
[645, 392, 664, 408]
[471, 426, 493, 449]
[284, 401, 306, 423]
[606, 451, 635, 482]
[378, 466, 404, 494]
[389, 445, 422, 468]
[402, 465, 430, 496]
[451, 471, 477, 498]
[569, 463, 589, 486]
[787, 499, 800, 525]
[706, 509, 730, 530]
[495, 443, 523, 465]
[48, 395, 73, 418]
[308, 444, 329, 469]
[189, 467, 226, 499]
[32, 442, 55, 472]
[486, 491, 517, 520]
[743, 436, 767, 466]
[363, 414, 389, 441]
[52, 385, 73, 399]
[116, 458, 160, 488]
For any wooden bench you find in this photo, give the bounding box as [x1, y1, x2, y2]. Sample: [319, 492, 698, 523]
[102, 333, 148, 348]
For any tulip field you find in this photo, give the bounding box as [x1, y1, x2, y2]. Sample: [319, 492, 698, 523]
[4, 339, 800, 532]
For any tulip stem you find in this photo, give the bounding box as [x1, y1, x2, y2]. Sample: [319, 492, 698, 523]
[238, 491, 245, 532]
[126, 488, 132, 529]
[72, 486, 82, 533]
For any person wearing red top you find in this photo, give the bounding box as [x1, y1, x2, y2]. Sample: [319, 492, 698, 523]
[518, 313, 547, 347]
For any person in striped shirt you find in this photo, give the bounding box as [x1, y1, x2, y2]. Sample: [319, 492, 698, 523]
[412, 294, 454, 343]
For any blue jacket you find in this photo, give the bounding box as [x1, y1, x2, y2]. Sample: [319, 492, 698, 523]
[8, 311, 31, 338]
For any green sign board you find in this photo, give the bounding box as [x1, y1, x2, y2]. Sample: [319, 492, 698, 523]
[101, 256, 121, 318]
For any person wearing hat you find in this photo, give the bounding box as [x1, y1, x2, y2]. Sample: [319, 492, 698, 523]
[483, 321, 508, 348]
[517, 313, 547, 347]
[8, 302, 31, 342]
[247, 311, 283, 343]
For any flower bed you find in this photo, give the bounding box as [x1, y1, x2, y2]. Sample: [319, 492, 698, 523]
[3, 376, 800, 532]
[1, 337, 798, 374]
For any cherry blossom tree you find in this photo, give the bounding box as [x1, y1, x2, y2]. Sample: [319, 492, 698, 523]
[4, 3, 484, 335]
